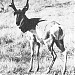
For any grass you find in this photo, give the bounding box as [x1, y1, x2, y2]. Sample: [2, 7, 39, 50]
[0, 0, 74, 75]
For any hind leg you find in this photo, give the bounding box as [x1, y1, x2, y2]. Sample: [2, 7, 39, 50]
[62, 50, 67, 75]
[46, 44, 57, 74]
[55, 39, 67, 75]
[44, 40, 57, 74]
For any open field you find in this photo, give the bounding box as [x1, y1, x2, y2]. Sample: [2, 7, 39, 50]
[0, 0, 74, 75]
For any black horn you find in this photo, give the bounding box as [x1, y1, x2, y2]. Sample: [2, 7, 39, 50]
[22, 0, 29, 13]
[9, 0, 17, 11]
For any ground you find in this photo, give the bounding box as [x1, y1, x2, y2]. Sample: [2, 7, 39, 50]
[0, 0, 74, 75]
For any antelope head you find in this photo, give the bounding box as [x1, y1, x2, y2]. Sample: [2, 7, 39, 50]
[9, 0, 29, 26]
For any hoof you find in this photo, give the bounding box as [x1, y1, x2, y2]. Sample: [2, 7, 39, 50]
[44, 68, 51, 74]
[28, 69, 33, 73]
[36, 68, 39, 72]
[47, 70, 50, 74]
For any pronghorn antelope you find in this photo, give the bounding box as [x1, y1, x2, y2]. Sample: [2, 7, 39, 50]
[9, 0, 67, 74]
[9, 0, 46, 72]
[43, 21, 67, 75]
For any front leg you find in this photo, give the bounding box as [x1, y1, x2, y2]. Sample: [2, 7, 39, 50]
[36, 42, 40, 72]
[28, 40, 35, 72]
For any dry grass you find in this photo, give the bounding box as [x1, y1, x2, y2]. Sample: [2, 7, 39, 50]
[0, 0, 74, 75]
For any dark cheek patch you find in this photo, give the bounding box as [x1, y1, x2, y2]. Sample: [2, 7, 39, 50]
[55, 39, 65, 52]
[45, 32, 50, 39]
[54, 30, 59, 40]
[53, 27, 65, 52]
[54, 27, 63, 40]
